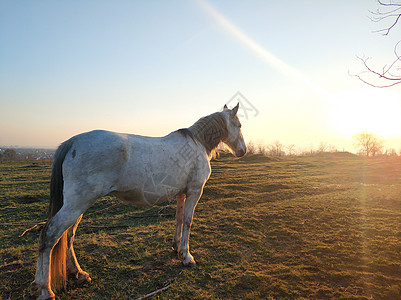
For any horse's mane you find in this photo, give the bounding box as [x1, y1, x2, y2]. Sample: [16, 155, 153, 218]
[178, 112, 228, 157]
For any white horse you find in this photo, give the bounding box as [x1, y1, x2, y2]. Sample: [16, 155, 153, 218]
[30, 104, 246, 299]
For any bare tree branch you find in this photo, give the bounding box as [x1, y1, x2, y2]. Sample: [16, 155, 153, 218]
[19, 221, 46, 237]
[374, 14, 401, 35]
[135, 276, 177, 300]
[378, 0, 401, 7]
[350, 55, 401, 87]
[136, 284, 171, 300]
[350, 71, 401, 87]
[353, 0, 401, 87]
[370, 0, 401, 36]
[358, 56, 401, 80]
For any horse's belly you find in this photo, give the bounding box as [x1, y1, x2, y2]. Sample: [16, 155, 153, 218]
[111, 189, 149, 206]
[143, 186, 179, 205]
[112, 186, 178, 207]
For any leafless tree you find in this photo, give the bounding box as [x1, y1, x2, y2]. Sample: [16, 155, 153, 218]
[286, 144, 296, 156]
[353, 131, 384, 157]
[385, 148, 398, 156]
[352, 0, 401, 87]
[269, 140, 284, 156]
[246, 141, 256, 155]
[257, 143, 267, 155]
[328, 144, 339, 152]
[318, 142, 328, 153]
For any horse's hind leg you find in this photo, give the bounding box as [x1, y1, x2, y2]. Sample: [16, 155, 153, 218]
[66, 214, 91, 286]
[31, 206, 84, 299]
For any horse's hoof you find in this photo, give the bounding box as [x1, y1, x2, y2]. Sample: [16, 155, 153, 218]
[68, 271, 91, 286]
[38, 295, 55, 300]
[77, 271, 92, 285]
[182, 256, 198, 268]
[185, 260, 198, 268]
[30, 281, 41, 297]
[30, 281, 55, 299]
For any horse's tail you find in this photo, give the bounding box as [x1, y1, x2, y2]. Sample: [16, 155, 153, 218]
[40, 138, 74, 290]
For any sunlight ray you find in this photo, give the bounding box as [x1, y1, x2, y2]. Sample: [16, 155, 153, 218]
[197, 0, 332, 100]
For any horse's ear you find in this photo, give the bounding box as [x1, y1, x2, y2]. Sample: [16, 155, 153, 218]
[223, 104, 229, 110]
[231, 102, 239, 115]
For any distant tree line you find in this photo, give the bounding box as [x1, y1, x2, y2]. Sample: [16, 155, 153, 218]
[0, 131, 399, 161]
[0, 148, 55, 161]
[245, 132, 400, 158]
[246, 141, 341, 157]
[0, 149, 21, 161]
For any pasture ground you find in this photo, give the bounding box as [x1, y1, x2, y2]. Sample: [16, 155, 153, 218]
[1, 154, 401, 299]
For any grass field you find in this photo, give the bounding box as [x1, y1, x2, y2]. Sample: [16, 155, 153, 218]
[1, 154, 401, 299]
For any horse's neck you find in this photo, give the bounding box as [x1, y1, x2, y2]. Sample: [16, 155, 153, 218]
[189, 114, 226, 155]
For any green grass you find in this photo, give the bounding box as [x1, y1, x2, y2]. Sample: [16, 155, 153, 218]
[1, 155, 401, 299]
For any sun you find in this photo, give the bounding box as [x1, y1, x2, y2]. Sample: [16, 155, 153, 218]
[329, 87, 401, 138]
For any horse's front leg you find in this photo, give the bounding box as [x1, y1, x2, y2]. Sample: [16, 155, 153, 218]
[178, 188, 202, 267]
[172, 193, 186, 252]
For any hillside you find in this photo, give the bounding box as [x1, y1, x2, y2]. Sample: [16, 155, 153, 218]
[1, 155, 401, 299]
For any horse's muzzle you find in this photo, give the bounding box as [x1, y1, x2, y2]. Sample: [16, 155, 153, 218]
[235, 148, 246, 157]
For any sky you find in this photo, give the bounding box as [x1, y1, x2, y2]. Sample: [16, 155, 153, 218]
[1, 0, 401, 153]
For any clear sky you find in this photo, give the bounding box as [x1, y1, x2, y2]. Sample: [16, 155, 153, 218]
[1, 0, 400, 152]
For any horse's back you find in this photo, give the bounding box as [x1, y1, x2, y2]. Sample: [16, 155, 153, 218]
[60, 129, 199, 204]
[63, 130, 130, 168]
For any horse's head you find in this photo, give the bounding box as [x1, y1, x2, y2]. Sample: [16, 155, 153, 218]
[222, 103, 247, 157]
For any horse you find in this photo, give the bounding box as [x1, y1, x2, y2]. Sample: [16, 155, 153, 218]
[30, 103, 246, 299]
